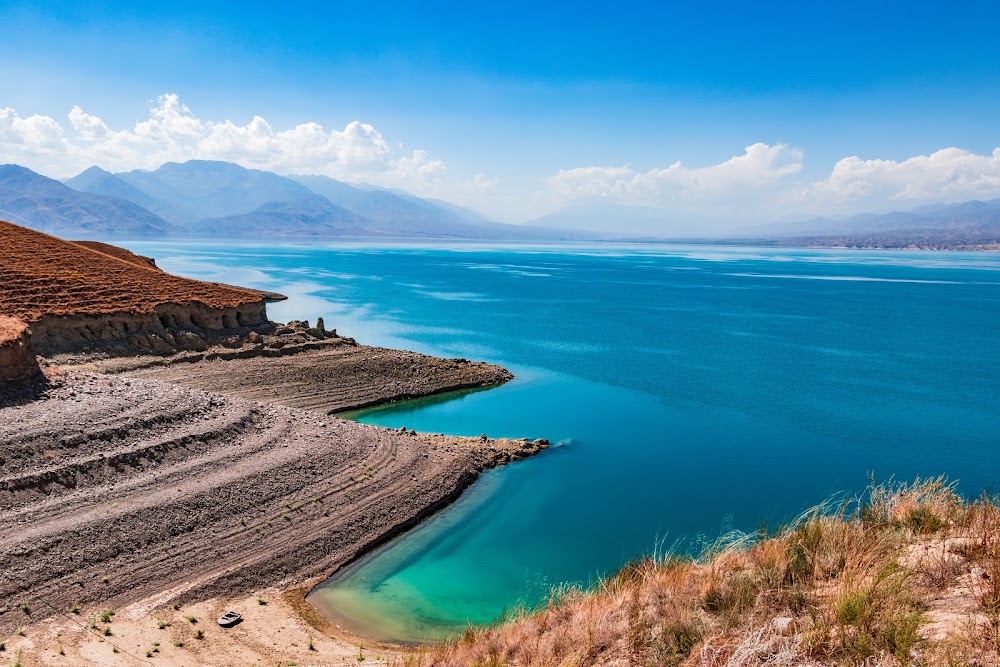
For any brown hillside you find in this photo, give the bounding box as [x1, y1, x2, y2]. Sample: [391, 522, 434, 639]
[72, 239, 161, 270]
[0, 220, 263, 322]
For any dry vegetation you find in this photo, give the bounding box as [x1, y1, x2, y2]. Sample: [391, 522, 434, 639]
[0, 220, 261, 322]
[70, 240, 161, 270]
[419, 479, 1000, 666]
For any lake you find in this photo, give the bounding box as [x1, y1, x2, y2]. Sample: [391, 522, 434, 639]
[123, 240, 1000, 643]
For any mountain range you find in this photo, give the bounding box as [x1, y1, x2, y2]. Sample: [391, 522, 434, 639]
[743, 199, 1000, 249]
[57, 160, 585, 240]
[1, 159, 999, 247]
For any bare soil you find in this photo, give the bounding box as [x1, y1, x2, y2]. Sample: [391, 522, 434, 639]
[0, 370, 547, 639]
[100, 340, 514, 414]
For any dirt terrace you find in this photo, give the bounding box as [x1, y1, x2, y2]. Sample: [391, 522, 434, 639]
[107, 342, 514, 414]
[0, 220, 262, 322]
[0, 371, 547, 638]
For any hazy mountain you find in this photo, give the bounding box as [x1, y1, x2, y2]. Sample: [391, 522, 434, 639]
[291, 173, 584, 239]
[115, 160, 316, 223]
[192, 195, 370, 236]
[529, 201, 703, 239]
[290, 174, 478, 233]
[420, 197, 492, 223]
[23, 160, 597, 240]
[0, 164, 176, 235]
[64, 166, 191, 224]
[750, 198, 1000, 237]
[734, 199, 1000, 249]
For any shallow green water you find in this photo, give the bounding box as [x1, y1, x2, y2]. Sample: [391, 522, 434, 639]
[122, 241, 1000, 643]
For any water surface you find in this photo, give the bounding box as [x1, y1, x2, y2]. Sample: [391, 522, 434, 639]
[122, 241, 1000, 643]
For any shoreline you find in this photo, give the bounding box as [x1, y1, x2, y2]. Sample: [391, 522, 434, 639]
[0, 346, 545, 664]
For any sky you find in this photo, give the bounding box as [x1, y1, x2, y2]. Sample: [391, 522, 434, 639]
[1, 0, 999, 231]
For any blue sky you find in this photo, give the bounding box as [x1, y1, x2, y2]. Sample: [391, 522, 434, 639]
[1, 0, 999, 228]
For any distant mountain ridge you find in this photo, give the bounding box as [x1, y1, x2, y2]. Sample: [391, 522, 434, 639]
[6, 159, 996, 247]
[56, 159, 591, 239]
[0, 164, 176, 236]
[744, 198, 1000, 249]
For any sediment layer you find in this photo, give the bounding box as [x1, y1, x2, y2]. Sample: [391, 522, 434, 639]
[113, 341, 514, 414]
[0, 371, 547, 635]
[0, 315, 40, 383]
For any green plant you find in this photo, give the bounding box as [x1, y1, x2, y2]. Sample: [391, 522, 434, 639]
[171, 602, 181, 610]
[99, 609, 115, 623]
[58, 644, 65, 656]
[158, 620, 171, 629]
[308, 635, 315, 651]
[102, 625, 112, 637]
[13, 648, 22, 667]
[18, 601, 29, 614]
[257, 597, 267, 605]
[186, 615, 198, 624]
[69, 600, 80, 615]
[194, 629, 205, 640]
[15, 626, 24, 637]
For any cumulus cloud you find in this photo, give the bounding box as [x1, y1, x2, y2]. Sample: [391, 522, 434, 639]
[550, 143, 804, 205]
[806, 147, 1000, 211]
[0, 93, 447, 191]
[545, 143, 1000, 228]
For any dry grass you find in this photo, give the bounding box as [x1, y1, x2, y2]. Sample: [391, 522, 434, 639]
[0, 220, 261, 321]
[419, 478, 1000, 666]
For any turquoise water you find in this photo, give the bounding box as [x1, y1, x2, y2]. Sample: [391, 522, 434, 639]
[123, 241, 1000, 643]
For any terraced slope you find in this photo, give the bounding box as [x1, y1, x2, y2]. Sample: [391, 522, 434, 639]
[122, 345, 514, 413]
[0, 372, 546, 634]
[0, 220, 260, 322]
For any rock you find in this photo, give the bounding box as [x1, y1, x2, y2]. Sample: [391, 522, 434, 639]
[315, 317, 325, 333]
[175, 331, 208, 352]
[275, 326, 294, 335]
[771, 617, 796, 636]
[247, 331, 262, 344]
[0, 316, 41, 383]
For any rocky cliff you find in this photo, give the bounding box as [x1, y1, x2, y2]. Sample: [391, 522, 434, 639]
[0, 219, 277, 357]
[0, 316, 41, 383]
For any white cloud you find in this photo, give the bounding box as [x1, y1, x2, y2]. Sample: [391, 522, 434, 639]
[544, 143, 1000, 229]
[0, 93, 448, 191]
[548, 143, 804, 211]
[806, 147, 1000, 211]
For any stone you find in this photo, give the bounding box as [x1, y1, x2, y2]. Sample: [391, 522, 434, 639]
[247, 331, 262, 344]
[771, 617, 796, 636]
[315, 317, 325, 332]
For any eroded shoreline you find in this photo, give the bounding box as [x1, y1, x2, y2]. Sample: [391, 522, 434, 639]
[1, 342, 544, 663]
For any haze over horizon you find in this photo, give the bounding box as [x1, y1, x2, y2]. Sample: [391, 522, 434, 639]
[2, 1, 999, 234]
